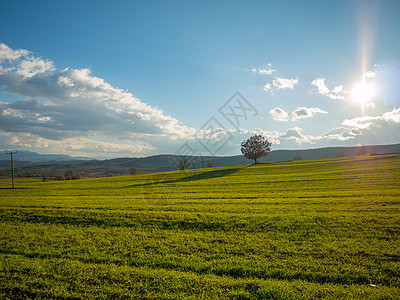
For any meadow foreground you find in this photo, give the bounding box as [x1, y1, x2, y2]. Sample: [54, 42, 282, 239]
[1, 155, 399, 299]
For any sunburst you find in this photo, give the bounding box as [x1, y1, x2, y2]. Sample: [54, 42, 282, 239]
[351, 80, 377, 106]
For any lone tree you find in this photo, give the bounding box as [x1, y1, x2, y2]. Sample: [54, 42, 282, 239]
[356, 146, 368, 156]
[241, 134, 271, 164]
[177, 158, 191, 170]
[64, 170, 81, 180]
[336, 149, 346, 157]
[41, 174, 47, 182]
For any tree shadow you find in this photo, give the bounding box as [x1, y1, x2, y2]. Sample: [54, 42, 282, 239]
[126, 167, 244, 188]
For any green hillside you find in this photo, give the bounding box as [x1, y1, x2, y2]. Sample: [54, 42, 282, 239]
[3, 143, 400, 178]
[1, 155, 400, 299]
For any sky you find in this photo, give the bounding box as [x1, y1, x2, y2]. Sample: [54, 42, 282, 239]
[0, 0, 399, 158]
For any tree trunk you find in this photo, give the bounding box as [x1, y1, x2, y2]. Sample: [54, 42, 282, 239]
[254, 158, 257, 164]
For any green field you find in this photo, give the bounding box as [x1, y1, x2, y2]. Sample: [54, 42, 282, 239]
[1, 155, 400, 299]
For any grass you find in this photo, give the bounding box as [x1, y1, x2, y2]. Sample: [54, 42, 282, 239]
[0, 176, 43, 185]
[1, 154, 399, 299]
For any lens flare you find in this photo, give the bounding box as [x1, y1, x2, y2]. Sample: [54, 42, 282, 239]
[351, 80, 377, 106]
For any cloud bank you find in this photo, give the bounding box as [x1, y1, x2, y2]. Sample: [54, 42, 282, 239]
[0, 43, 196, 157]
[291, 107, 328, 121]
[269, 106, 327, 122]
[311, 78, 346, 100]
[272, 77, 298, 89]
[263, 77, 299, 94]
[269, 107, 289, 121]
[251, 63, 275, 75]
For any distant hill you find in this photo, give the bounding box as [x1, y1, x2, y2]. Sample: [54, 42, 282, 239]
[264, 143, 400, 162]
[0, 151, 94, 169]
[1, 143, 399, 178]
[0, 150, 93, 162]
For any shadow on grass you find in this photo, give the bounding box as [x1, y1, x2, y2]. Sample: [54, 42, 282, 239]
[126, 167, 244, 188]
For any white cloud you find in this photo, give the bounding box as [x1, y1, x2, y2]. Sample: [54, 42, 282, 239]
[383, 107, 400, 123]
[2, 108, 23, 118]
[273, 77, 298, 89]
[317, 109, 400, 145]
[199, 126, 321, 148]
[0, 132, 152, 157]
[0, 43, 29, 62]
[204, 127, 282, 147]
[291, 107, 328, 121]
[332, 85, 344, 94]
[269, 107, 288, 121]
[317, 127, 359, 142]
[336, 107, 400, 144]
[246, 128, 281, 145]
[311, 78, 330, 94]
[258, 68, 276, 75]
[197, 105, 400, 149]
[263, 83, 272, 92]
[342, 108, 400, 130]
[251, 63, 298, 93]
[247, 107, 400, 147]
[57, 75, 74, 87]
[17, 57, 55, 78]
[279, 127, 315, 144]
[269, 106, 327, 122]
[251, 63, 275, 75]
[0, 43, 196, 157]
[311, 78, 346, 100]
[342, 116, 374, 129]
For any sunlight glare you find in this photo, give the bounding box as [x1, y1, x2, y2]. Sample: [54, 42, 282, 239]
[351, 80, 377, 105]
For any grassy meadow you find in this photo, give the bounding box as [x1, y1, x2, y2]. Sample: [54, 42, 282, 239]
[1, 154, 400, 299]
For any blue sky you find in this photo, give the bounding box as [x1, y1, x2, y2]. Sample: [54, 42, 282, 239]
[0, 0, 399, 158]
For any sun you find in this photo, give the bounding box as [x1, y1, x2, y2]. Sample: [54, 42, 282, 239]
[351, 80, 377, 105]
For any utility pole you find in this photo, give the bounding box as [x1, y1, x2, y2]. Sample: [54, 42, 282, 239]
[5, 150, 18, 189]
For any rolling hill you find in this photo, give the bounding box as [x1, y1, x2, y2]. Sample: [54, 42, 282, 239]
[1, 143, 400, 178]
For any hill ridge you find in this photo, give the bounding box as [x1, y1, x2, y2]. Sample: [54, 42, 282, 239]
[1, 143, 399, 178]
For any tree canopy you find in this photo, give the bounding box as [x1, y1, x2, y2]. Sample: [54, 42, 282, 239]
[241, 135, 271, 164]
[177, 158, 191, 170]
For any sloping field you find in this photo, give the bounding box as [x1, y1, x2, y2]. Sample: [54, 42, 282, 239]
[1, 155, 399, 299]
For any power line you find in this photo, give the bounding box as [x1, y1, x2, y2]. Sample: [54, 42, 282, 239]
[5, 150, 18, 189]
